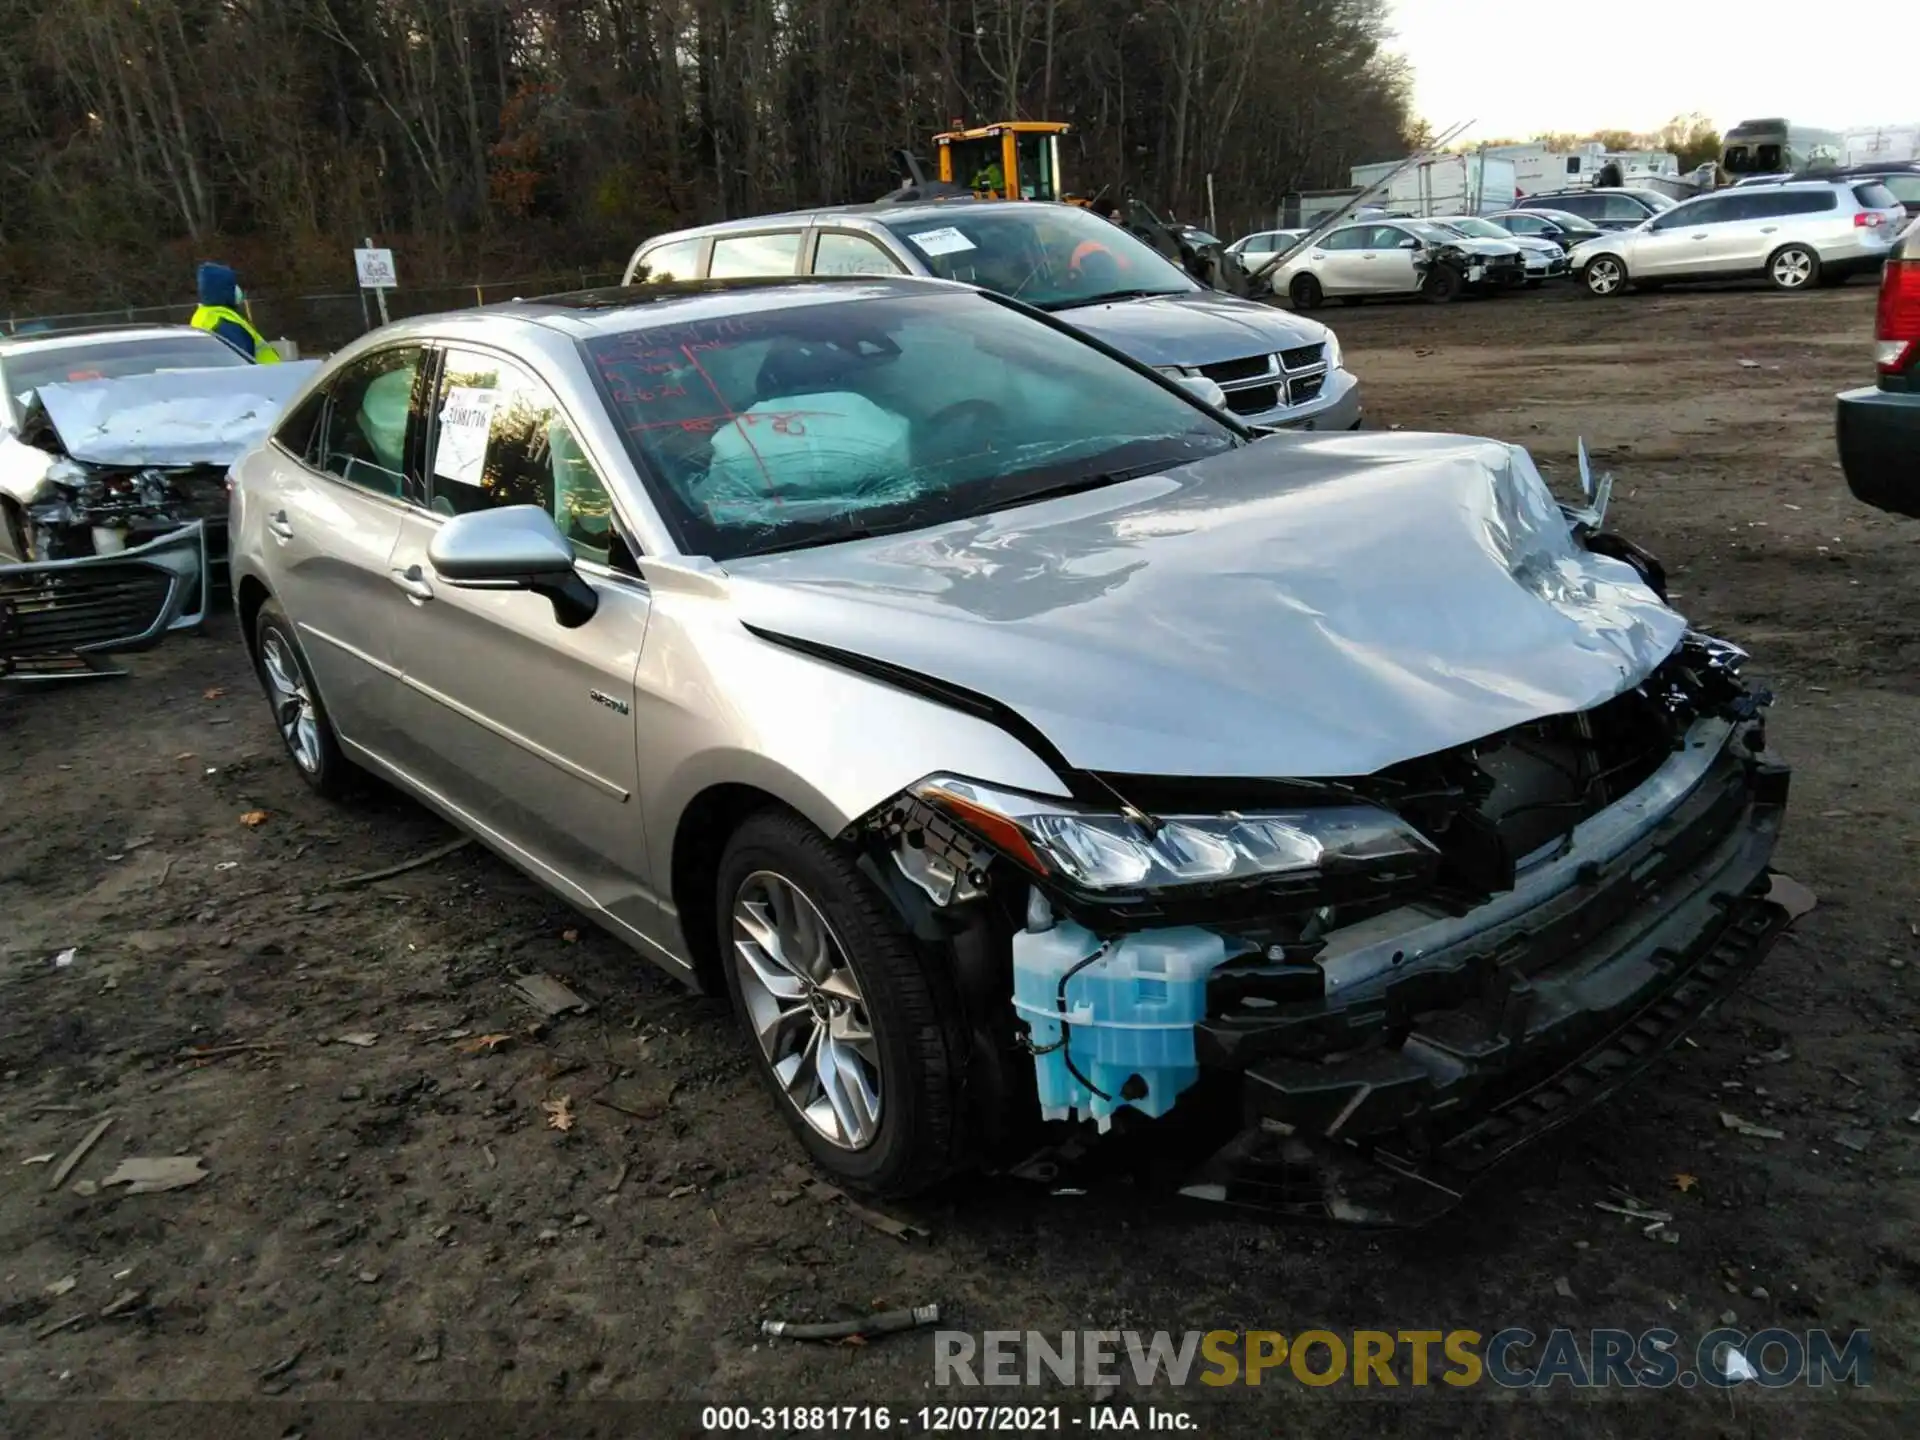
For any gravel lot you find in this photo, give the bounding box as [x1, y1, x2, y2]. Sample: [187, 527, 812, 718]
[2, 281, 1916, 1437]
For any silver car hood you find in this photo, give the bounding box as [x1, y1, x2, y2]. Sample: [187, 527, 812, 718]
[1050, 292, 1331, 369]
[722, 431, 1685, 781]
[30, 362, 321, 468]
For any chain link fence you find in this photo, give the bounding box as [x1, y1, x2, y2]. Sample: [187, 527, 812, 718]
[2, 269, 628, 356]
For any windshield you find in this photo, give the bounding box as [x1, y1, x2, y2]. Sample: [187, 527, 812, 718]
[1441, 217, 1506, 239]
[5, 332, 246, 406]
[584, 290, 1238, 560]
[878, 206, 1197, 310]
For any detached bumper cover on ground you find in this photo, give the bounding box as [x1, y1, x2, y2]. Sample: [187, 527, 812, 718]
[0, 522, 207, 678]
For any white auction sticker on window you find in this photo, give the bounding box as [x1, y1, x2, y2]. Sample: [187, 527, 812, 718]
[908, 226, 976, 256]
[434, 387, 498, 486]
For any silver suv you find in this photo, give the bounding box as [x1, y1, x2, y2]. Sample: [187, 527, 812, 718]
[624, 202, 1361, 432]
[1571, 180, 1906, 295]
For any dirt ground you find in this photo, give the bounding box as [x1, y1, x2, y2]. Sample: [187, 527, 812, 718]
[3, 281, 1918, 1438]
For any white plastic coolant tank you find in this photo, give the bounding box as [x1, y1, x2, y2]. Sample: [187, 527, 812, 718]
[1011, 919, 1232, 1132]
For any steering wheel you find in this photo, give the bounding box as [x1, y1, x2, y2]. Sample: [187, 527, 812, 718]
[921, 399, 1004, 460]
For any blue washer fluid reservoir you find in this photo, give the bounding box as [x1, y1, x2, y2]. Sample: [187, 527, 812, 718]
[1011, 918, 1233, 1131]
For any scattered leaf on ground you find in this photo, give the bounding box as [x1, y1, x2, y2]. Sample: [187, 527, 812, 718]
[457, 1033, 513, 1055]
[561, 928, 580, 943]
[203, 687, 226, 700]
[543, 1096, 575, 1132]
[240, 810, 271, 828]
[1674, 1173, 1699, 1193]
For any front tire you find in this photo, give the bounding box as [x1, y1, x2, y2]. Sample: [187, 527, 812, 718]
[1584, 254, 1628, 296]
[1290, 273, 1325, 311]
[1423, 265, 1463, 303]
[716, 809, 968, 1196]
[1768, 244, 1819, 291]
[252, 599, 354, 799]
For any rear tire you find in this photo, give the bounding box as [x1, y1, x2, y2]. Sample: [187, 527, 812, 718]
[716, 809, 969, 1197]
[1768, 243, 1819, 291]
[1290, 273, 1325, 311]
[252, 599, 355, 799]
[1583, 254, 1628, 296]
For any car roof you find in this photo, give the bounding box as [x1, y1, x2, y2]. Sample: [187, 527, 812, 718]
[0, 323, 212, 357]
[638, 198, 1096, 249]
[369, 275, 982, 344]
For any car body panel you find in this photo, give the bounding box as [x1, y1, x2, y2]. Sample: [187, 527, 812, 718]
[723, 429, 1684, 780]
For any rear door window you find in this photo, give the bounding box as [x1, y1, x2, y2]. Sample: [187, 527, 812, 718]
[1599, 194, 1652, 221]
[635, 238, 704, 283]
[811, 232, 906, 276]
[1879, 176, 1920, 206]
[1549, 194, 1603, 219]
[709, 231, 804, 279]
[1318, 226, 1370, 251]
[1854, 182, 1900, 211]
[429, 347, 618, 564]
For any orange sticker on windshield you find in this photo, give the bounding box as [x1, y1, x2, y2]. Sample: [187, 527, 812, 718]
[66, 368, 104, 381]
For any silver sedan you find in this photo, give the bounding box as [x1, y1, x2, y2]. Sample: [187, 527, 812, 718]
[231, 275, 1793, 1209]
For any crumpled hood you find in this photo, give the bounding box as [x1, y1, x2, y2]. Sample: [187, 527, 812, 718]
[1054, 291, 1333, 369]
[31, 362, 320, 467]
[1443, 237, 1524, 259]
[724, 431, 1686, 780]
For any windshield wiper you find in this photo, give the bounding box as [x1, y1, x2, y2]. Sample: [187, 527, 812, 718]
[1038, 288, 1184, 312]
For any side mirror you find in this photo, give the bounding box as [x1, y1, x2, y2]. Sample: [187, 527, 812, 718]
[428, 505, 599, 629]
[1173, 374, 1229, 410]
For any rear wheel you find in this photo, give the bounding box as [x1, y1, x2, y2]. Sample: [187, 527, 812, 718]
[252, 600, 354, 799]
[1289, 273, 1324, 311]
[1584, 255, 1628, 296]
[1768, 244, 1819, 291]
[717, 809, 968, 1196]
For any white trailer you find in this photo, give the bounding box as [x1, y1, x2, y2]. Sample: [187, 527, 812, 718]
[1348, 154, 1518, 216]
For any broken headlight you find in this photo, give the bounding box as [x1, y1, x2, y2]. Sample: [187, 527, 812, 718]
[911, 775, 1437, 899]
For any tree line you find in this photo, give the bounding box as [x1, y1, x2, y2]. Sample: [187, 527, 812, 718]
[0, 0, 1414, 314]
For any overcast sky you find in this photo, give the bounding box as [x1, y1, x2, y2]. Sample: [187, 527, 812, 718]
[1388, 0, 1920, 140]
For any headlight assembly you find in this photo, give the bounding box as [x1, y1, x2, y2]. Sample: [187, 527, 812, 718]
[909, 774, 1437, 902]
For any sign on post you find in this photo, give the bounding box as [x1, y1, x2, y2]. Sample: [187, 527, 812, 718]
[354, 248, 397, 289]
[356, 238, 396, 328]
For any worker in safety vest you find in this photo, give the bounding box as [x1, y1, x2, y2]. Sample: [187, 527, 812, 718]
[190, 262, 280, 364]
[971, 160, 1006, 197]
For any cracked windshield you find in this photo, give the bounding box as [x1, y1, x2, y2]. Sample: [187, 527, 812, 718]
[585, 291, 1237, 559]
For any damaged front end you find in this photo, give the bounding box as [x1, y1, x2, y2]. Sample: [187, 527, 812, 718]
[0, 360, 318, 678]
[1, 522, 209, 680]
[851, 630, 1792, 1224]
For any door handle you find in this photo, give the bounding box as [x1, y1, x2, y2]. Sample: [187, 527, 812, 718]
[388, 565, 435, 602]
[1760, 226, 1779, 234]
[266, 509, 294, 540]
[1691, 233, 1709, 240]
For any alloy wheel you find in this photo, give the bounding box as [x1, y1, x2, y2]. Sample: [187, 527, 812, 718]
[1587, 258, 1624, 295]
[731, 870, 882, 1150]
[1772, 249, 1813, 289]
[260, 631, 321, 774]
